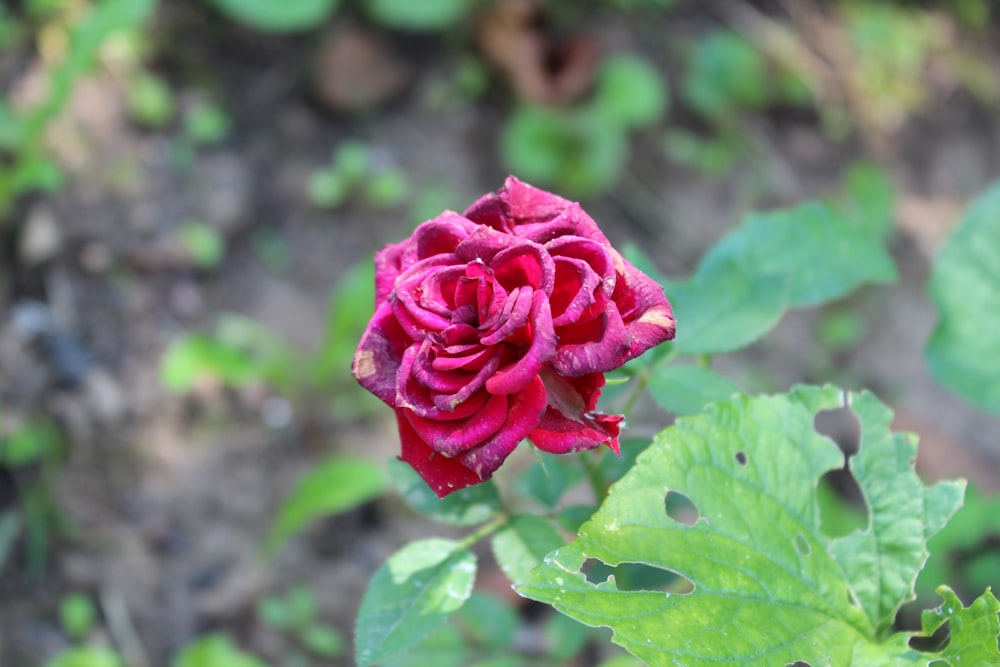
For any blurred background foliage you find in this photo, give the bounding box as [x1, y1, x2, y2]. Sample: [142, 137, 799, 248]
[1, 0, 1000, 665]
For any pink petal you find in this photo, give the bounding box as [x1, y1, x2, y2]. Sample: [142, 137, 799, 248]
[529, 408, 623, 454]
[459, 376, 547, 479]
[484, 291, 557, 394]
[610, 250, 677, 359]
[405, 391, 509, 456]
[353, 301, 411, 405]
[397, 411, 484, 498]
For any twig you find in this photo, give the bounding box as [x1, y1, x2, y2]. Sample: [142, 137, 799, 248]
[100, 588, 151, 667]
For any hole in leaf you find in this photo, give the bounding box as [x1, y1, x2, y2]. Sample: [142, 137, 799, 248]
[909, 620, 951, 653]
[581, 560, 694, 594]
[664, 491, 700, 526]
[813, 406, 861, 457]
[817, 469, 868, 538]
[785, 662, 812, 667]
[794, 533, 811, 557]
[735, 451, 748, 466]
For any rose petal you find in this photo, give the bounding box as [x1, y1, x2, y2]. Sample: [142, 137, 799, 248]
[405, 391, 509, 456]
[480, 286, 533, 346]
[529, 408, 623, 454]
[464, 176, 610, 245]
[484, 291, 557, 394]
[459, 375, 547, 479]
[549, 256, 600, 326]
[610, 250, 677, 359]
[397, 411, 484, 498]
[549, 301, 631, 376]
[353, 301, 410, 405]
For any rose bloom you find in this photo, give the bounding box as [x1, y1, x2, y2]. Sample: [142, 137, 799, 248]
[353, 177, 675, 497]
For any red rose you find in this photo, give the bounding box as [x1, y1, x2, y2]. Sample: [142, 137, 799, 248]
[353, 177, 675, 497]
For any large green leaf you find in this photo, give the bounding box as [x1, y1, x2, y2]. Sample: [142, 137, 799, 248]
[491, 515, 565, 586]
[700, 201, 897, 308]
[828, 391, 965, 637]
[355, 538, 477, 666]
[265, 456, 385, 554]
[665, 259, 788, 355]
[926, 180, 1000, 413]
[666, 201, 896, 355]
[519, 386, 969, 666]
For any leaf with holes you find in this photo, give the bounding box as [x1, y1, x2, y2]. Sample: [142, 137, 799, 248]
[355, 538, 476, 667]
[926, 179, 1000, 413]
[519, 385, 970, 666]
[919, 586, 1000, 664]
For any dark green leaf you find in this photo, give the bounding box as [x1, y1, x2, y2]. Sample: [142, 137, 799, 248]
[355, 538, 477, 666]
[389, 459, 501, 526]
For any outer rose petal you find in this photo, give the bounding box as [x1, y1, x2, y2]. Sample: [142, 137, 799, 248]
[529, 409, 622, 454]
[464, 176, 610, 245]
[353, 301, 410, 405]
[398, 411, 483, 498]
[611, 250, 677, 359]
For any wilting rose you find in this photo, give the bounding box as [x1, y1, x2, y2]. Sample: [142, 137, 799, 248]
[353, 177, 675, 497]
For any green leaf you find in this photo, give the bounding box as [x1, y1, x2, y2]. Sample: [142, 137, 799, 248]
[265, 456, 385, 554]
[209, 0, 339, 32]
[491, 515, 565, 587]
[665, 258, 789, 355]
[666, 201, 897, 356]
[647, 363, 740, 415]
[366, 0, 471, 30]
[828, 391, 965, 636]
[514, 451, 584, 508]
[159, 334, 264, 392]
[126, 73, 175, 128]
[389, 459, 501, 526]
[502, 106, 628, 197]
[45, 647, 125, 667]
[60, 592, 97, 640]
[920, 586, 1000, 664]
[926, 180, 1000, 413]
[381, 625, 468, 667]
[172, 634, 268, 667]
[681, 30, 768, 120]
[700, 201, 898, 308]
[594, 55, 667, 129]
[454, 592, 519, 651]
[178, 220, 225, 269]
[299, 624, 344, 658]
[839, 161, 896, 237]
[519, 386, 967, 666]
[355, 538, 477, 666]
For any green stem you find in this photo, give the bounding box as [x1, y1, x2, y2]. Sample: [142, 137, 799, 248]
[457, 515, 508, 551]
[581, 450, 609, 506]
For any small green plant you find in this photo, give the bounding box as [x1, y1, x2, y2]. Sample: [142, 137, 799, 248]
[177, 219, 226, 269]
[126, 72, 175, 128]
[257, 587, 345, 663]
[0, 0, 155, 217]
[502, 54, 666, 197]
[172, 634, 267, 667]
[308, 141, 409, 210]
[44, 592, 125, 667]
